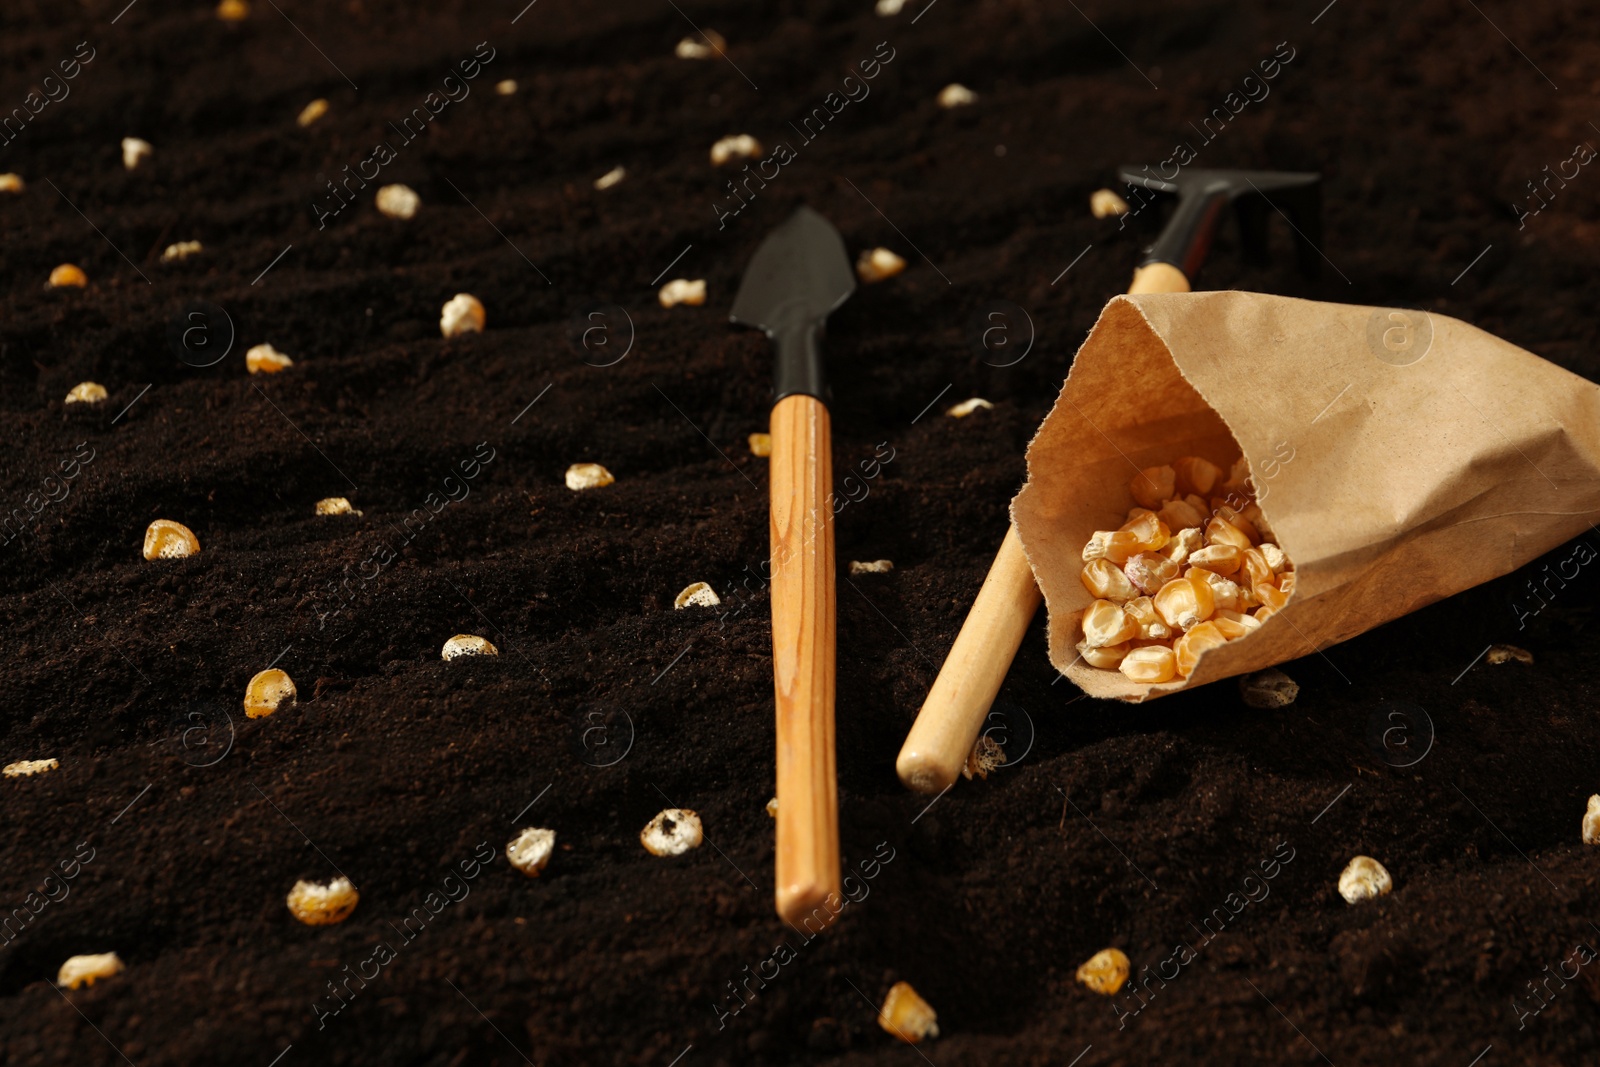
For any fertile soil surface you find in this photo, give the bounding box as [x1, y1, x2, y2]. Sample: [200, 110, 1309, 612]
[2, 1, 1599, 1064]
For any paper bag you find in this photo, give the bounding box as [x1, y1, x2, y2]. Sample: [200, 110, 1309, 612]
[1011, 291, 1600, 702]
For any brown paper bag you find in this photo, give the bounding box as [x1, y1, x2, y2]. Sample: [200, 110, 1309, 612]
[1012, 291, 1600, 702]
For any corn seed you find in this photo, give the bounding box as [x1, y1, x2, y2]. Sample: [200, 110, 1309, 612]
[849, 559, 894, 575]
[160, 240, 203, 263]
[1172, 456, 1222, 496]
[441, 634, 498, 659]
[296, 98, 329, 127]
[1205, 517, 1253, 551]
[507, 827, 556, 877]
[374, 183, 420, 220]
[244, 669, 296, 719]
[1161, 526, 1203, 566]
[1194, 568, 1243, 611]
[1081, 558, 1137, 601]
[495, 79, 518, 95]
[658, 278, 706, 307]
[1089, 188, 1129, 218]
[1124, 596, 1171, 640]
[121, 137, 153, 171]
[1188, 544, 1242, 575]
[48, 264, 87, 288]
[748, 432, 772, 457]
[143, 519, 199, 560]
[440, 293, 486, 337]
[1173, 620, 1227, 676]
[0, 173, 24, 193]
[1075, 947, 1130, 995]
[766, 797, 778, 818]
[1486, 644, 1533, 665]
[1082, 599, 1138, 647]
[1120, 645, 1176, 684]
[856, 247, 907, 283]
[963, 733, 1006, 779]
[65, 381, 107, 404]
[875, 0, 907, 13]
[1157, 496, 1206, 531]
[3, 758, 58, 778]
[1583, 796, 1600, 845]
[1077, 640, 1129, 669]
[946, 397, 993, 418]
[286, 877, 359, 925]
[1259, 542, 1288, 573]
[937, 83, 977, 108]
[594, 165, 626, 190]
[675, 29, 726, 59]
[1130, 465, 1176, 509]
[315, 497, 361, 516]
[1337, 856, 1392, 904]
[216, 0, 250, 19]
[1238, 668, 1298, 708]
[1118, 511, 1169, 552]
[1153, 573, 1213, 632]
[58, 953, 123, 989]
[710, 134, 762, 165]
[878, 981, 939, 1043]
[245, 343, 293, 374]
[640, 808, 702, 856]
[674, 581, 721, 608]
[1123, 552, 1178, 595]
[565, 462, 614, 490]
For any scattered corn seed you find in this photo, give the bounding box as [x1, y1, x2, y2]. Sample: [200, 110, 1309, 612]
[1173, 620, 1227, 676]
[1238, 668, 1298, 709]
[658, 278, 706, 307]
[640, 808, 703, 856]
[875, 0, 907, 13]
[440, 293, 486, 337]
[245, 343, 294, 374]
[565, 462, 615, 491]
[1089, 188, 1129, 219]
[1082, 558, 1137, 601]
[710, 134, 762, 166]
[441, 634, 498, 660]
[65, 381, 107, 405]
[121, 137, 153, 171]
[1172, 456, 1222, 496]
[315, 497, 362, 516]
[286, 877, 359, 926]
[58, 953, 123, 989]
[1205, 517, 1253, 552]
[1120, 646, 1176, 684]
[748, 432, 772, 457]
[1487, 644, 1533, 665]
[1119, 511, 1169, 551]
[850, 559, 895, 575]
[48, 264, 87, 289]
[1124, 552, 1179, 596]
[1188, 544, 1243, 576]
[1157, 496, 1206, 531]
[1084, 529, 1141, 565]
[1082, 599, 1138, 648]
[1583, 795, 1600, 845]
[216, 0, 250, 20]
[878, 981, 939, 1043]
[1161, 526, 1203, 566]
[675, 29, 726, 59]
[1259, 542, 1288, 573]
[143, 519, 199, 560]
[937, 83, 977, 108]
[1192, 569, 1242, 613]
[963, 733, 1006, 779]
[675, 581, 722, 609]
[1075, 947, 1130, 996]
[0, 173, 24, 193]
[3, 758, 58, 778]
[1130, 465, 1176, 510]
[506, 827, 556, 877]
[296, 98, 329, 127]
[1124, 596, 1171, 640]
[375, 183, 421, 219]
[1255, 581, 1289, 612]
[947, 397, 993, 418]
[1077, 640, 1129, 669]
[855, 247, 907, 283]
[243, 668, 296, 719]
[1337, 856, 1392, 904]
[594, 165, 626, 190]
[1154, 573, 1214, 632]
[495, 79, 518, 95]
[159, 240, 203, 263]
[765, 797, 778, 818]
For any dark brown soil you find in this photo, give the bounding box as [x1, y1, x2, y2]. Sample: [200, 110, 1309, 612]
[2, 1, 1599, 1064]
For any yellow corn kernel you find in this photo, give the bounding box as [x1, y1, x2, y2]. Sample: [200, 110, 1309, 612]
[121, 137, 154, 171]
[315, 497, 361, 516]
[286, 877, 359, 925]
[440, 293, 486, 338]
[1172, 456, 1222, 496]
[1123, 552, 1178, 595]
[1157, 496, 1206, 531]
[658, 278, 707, 308]
[48, 263, 87, 288]
[1259, 542, 1288, 573]
[1337, 855, 1392, 904]
[496, 79, 519, 96]
[4, 758, 58, 777]
[1256, 581, 1289, 611]
[1120, 645, 1176, 684]
[1123, 596, 1171, 641]
[766, 797, 778, 818]
[1153, 573, 1214, 631]
[1242, 503, 1273, 541]
[1205, 517, 1253, 551]
[216, 0, 250, 20]
[849, 559, 894, 575]
[937, 82, 977, 108]
[593, 164, 625, 189]
[1075, 948, 1130, 996]
[674, 581, 721, 608]
[1174, 621, 1228, 677]
[441, 634, 498, 659]
[296, 98, 329, 127]
[1187, 544, 1242, 575]
[1210, 614, 1252, 640]
[566, 463, 615, 490]
[160, 240, 203, 263]
[244, 668, 296, 719]
[748, 432, 772, 457]
[58, 953, 123, 989]
[1119, 510, 1169, 553]
[1130, 465, 1176, 510]
[0, 173, 24, 193]
[1239, 547, 1272, 590]
[1081, 558, 1137, 601]
[1161, 527, 1203, 566]
[710, 134, 762, 165]
[143, 519, 199, 560]
[878, 980, 939, 1043]
[1213, 504, 1260, 543]
[1254, 603, 1278, 623]
[1193, 568, 1243, 612]
[856, 247, 907, 284]
[1278, 572, 1297, 596]
[1089, 187, 1129, 218]
[65, 381, 108, 405]
[964, 733, 1006, 779]
[246, 343, 293, 374]
[641, 808, 703, 856]
[376, 183, 421, 220]
[506, 827, 556, 877]
[1083, 529, 1140, 564]
[1081, 599, 1138, 647]
[1077, 640, 1129, 669]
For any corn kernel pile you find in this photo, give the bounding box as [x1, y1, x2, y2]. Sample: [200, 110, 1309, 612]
[1076, 455, 1294, 684]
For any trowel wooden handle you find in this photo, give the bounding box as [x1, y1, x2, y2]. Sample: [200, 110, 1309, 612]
[769, 393, 841, 927]
[896, 523, 1041, 794]
[895, 262, 1192, 795]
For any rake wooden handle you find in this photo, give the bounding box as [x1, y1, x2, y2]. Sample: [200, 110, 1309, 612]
[895, 262, 1193, 794]
[769, 393, 841, 927]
